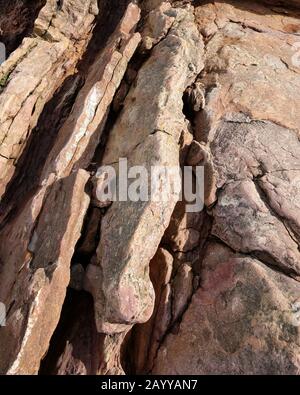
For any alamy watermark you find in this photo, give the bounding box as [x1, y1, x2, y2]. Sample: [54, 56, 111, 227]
[95, 159, 205, 213]
[0, 303, 6, 327]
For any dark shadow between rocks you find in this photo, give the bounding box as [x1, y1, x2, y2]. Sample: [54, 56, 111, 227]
[0, 0, 46, 56]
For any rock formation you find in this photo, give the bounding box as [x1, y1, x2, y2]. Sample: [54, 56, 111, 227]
[0, 0, 299, 375]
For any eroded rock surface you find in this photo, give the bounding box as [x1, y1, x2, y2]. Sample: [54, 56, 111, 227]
[152, 243, 300, 374]
[133, 0, 300, 375]
[0, 170, 90, 375]
[86, 3, 204, 336]
[0, 0, 299, 376]
[0, 0, 142, 375]
[0, 0, 98, 199]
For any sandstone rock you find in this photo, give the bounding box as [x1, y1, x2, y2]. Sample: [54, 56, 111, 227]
[194, 0, 300, 142]
[141, 2, 176, 50]
[126, 199, 210, 373]
[0, 0, 99, 198]
[259, 171, 300, 238]
[163, 198, 204, 253]
[0, 170, 90, 375]
[87, 5, 204, 335]
[98, 333, 127, 375]
[152, 242, 300, 374]
[208, 119, 300, 278]
[0, 0, 300, 377]
[0, 1, 141, 304]
[0, 1, 141, 375]
[127, 0, 300, 375]
[186, 140, 217, 206]
[186, 141, 208, 167]
[171, 263, 194, 326]
[39, 2, 141, 182]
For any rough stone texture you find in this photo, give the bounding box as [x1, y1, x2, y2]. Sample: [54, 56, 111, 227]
[152, 243, 300, 375]
[0, 0, 46, 56]
[194, 0, 300, 141]
[141, 0, 300, 375]
[0, 0, 300, 376]
[0, 0, 98, 199]
[86, 4, 204, 336]
[40, 2, 141, 181]
[0, 170, 90, 375]
[207, 120, 300, 279]
[0, 0, 141, 375]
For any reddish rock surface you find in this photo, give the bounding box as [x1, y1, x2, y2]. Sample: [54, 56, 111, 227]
[0, 0, 299, 375]
[126, 0, 300, 375]
[152, 243, 300, 374]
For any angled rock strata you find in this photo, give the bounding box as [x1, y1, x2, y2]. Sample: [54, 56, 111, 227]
[86, 2, 204, 335]
[129, 0, 300, 375]
[0, 0, 99, 199]
[0, 0, 141, 375]
[0, 0, 299, 375]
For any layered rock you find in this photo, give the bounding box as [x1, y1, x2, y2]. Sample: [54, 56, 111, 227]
[86, 3, 204, 336]
[0, 0, 299, 376]
[0, 169, 90, 375]
[131, 0, 300, 375]
[0, 0, 98, 199]
[0, 0, 141, 375]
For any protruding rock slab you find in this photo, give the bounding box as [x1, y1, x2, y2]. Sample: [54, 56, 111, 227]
[0, 1, 142, 375]
[0, 0, 98, 198]
[41, 2, 141, 181]
[86, 5, 204, 334]
[0, 170, 90, 375]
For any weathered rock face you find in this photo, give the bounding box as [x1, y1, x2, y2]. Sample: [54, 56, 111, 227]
[131, 0, 300, 375]
[86, 2, 204, 336]
[1, 170, 90, 375]
[0, 0, 142, 375]
[0, 0, 99, 199]
[0, 0, 300, 376]
[152, 243, 300, 375]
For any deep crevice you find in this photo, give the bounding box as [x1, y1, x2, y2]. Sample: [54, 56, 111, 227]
[39, 289, 103, 375]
